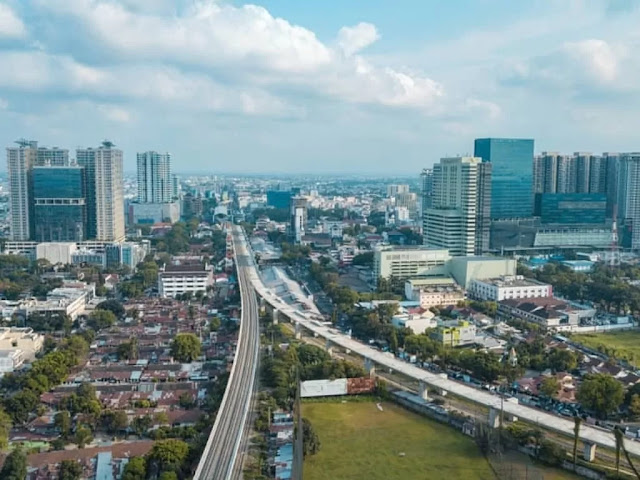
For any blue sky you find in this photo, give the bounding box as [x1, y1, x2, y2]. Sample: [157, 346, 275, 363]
[0, 0, 639, 173]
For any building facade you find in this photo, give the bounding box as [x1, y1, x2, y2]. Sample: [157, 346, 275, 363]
[290, 196, 307, 244]
[32, 166, 87, 242]
[7, 140, 37, 240]
[77, 141, 125, 242]
[423, 157, 490, 256]
[535, 193, 607, 225]
[616, 153, 640, 249]
[137, 151, 173, 203]
[158, 264, 214, 298]
[474, 138, 534, 219]
[373, 245, 451, 280]
[468, 276, 552, 302]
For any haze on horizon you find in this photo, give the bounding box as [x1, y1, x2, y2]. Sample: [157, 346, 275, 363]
[0, 0, 638, 173]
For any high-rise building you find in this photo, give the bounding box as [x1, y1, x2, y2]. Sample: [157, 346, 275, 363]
[423, 157, 491, 256]
[77, 141, 125, 242]
[474, 138, 534, 219]
[7, 140, 38, 240]
[32, 165, 86, 242]
[36, 146, 69, 166]
[387, 184, 410, 197]
[290, 196, 307, 244]
[137, 151, 172, 203]
[616, 154, 640, 249]
[534, 152, 608, 196]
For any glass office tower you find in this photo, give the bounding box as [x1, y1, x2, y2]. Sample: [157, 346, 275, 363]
[32, 166, 86, 242]
[474, 138, 534, 219]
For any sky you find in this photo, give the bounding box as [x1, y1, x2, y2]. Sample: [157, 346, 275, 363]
[0, 0, 639, 174]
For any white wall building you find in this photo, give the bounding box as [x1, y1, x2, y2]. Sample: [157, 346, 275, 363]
[158, 264, 214, 298]
[36, 242, 78, 265]
[77, 141, 125, 242]
[0, 327, 44, 366]
[137, 151, 173, 203]
[391, 310, 437, 335]
[468, 275, 552, 302]
[374, 245, 451, 281]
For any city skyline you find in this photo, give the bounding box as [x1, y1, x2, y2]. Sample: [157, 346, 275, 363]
[0, 1, 640, 173]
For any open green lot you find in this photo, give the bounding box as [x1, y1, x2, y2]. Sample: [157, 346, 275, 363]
[303, 400, 495, 480]
[571, 330, 640, 366]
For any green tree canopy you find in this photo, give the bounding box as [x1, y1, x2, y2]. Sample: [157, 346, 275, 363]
[146, 439, 189, 474]
[577, 373, 624, 419]
[122, 456, 147, 480]
[0, 446, 27, 480]
[170, 333, 202, 363]
[96, 300, 125, 318]
[87, 309, 117, 331]
[58, 459, 82, 480]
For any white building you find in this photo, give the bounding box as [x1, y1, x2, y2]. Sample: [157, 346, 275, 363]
[137, 151, 173, 203]
[77, 141, 125, 242]
[374, 245, 451, 281]
[36, 242, 78, 265]
[468, 275, 552, 302]
[158, 264, 214, 298]
[424, 157, 491, 256]
[128, 201, 180, 225]
[415, 286, 465, 309]
[391, 310, 437, 335]
[0, 327, 44, 371]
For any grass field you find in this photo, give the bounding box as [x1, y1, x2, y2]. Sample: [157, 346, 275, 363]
[571, 330, 640, 366]
[303, 401, 495, 480]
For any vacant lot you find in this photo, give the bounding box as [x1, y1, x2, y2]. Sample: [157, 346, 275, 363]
[571, 330, 640, 366]
[303, 401, 495, 480]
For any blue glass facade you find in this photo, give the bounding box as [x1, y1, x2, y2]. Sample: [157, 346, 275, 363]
[31, 166, 86, 242]
[536, 193, 607, 225]
[267, 190, 292, 209]
[474, 138, 534, 219]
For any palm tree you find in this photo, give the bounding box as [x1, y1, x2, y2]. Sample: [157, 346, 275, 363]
[572, 416, 581, 470]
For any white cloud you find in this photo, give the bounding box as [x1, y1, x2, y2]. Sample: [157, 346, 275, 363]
[337, 23, 380, 57]
[97, 104, 131, 123]
[33, 0, 445, 111]
[0, 3, 25, 38]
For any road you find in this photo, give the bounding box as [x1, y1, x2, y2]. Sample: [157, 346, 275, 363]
[235, 231, 640, 458]
[194, 227, 260, 480]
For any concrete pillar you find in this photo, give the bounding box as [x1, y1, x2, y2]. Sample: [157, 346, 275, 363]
[364, 358, 376, 377]
[325, 339, 334, 357]
[294, 322, 301, 340]
[488, 408, 500, 428]
[272, 309, 279, 325]
[584, 442, 596, 462]
[345, 348, 351, 355]
[418, 381, 429, 401]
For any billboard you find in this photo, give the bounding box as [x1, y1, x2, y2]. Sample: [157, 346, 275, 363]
[300, 377, 376, 398]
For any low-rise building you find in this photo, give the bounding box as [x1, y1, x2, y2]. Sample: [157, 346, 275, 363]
[0, 327, 44, 373]
[391, 310, 437, 334]
[498, 297, 596, 331]
[158, 264, 214, 298]
[374, 245, 451, 281]
[468, 275, 552, 302]
[415, 285, 465, 309]
[430, 320, 477, 347]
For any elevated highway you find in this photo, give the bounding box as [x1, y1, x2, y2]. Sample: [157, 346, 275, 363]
[236, 230, 640, 459]
[194, 227, 260, 480]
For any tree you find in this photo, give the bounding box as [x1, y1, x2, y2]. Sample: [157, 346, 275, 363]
[389, 328, 398, 354]
[122, 457, 147, 480]
[132, 415, 153, 437]
[87, 309, 117, 331]
[58, 460, 82, 480]
[0, 446, 27, 480]
[539, 377, 560, 399]
[302, 418, 321, 457]
[54, 410, 71, 438]
[146, 439, 189, 474]
[547, 349, 578, 372]
[154, 411, 169, 426]
[0, 408, 12, 450]
[101, 409, 128, 434]
[118, 338, 139, 361]
[159, 473, 178, 480]
[577, 373, 624, 419]
[630, 394, 640, 418]
[209, 316, 221, 331]
[75, 425, 93, 448]
[96, 300, 125, 318]
[170, 333, 201, 363]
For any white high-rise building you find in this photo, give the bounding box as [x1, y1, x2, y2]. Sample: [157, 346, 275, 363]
[137, 151, 172, 203]
[77, 141, 125, 242]
[423, 157, 491, 256]
[617, 153, 640, 250]
[7, 140, 38, 240]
